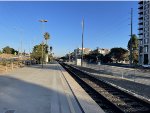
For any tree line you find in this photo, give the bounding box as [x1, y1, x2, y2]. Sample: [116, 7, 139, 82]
[0, 32, 53, 63]
[63, 34, 139, 64]
[86, 34, 138, 64]
[0, 46, 18, 55]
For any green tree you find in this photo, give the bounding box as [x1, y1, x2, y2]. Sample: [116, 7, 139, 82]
[3, 46, 14, 54]
[109, 47, 128, 63]
[84, 52, 104, 63]
[127, 34, 139, 64]
[31, 43, 50, 62]
[103, 54, 113, 63]
[2, 46, 18, 54]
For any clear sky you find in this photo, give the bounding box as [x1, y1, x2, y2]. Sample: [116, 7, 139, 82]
[0, 1, 138, 57]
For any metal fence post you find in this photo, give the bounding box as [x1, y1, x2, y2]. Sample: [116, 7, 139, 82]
[5, 62, 8, 72]
[134, 69, 136, 82]
[11, 61, 13, 70]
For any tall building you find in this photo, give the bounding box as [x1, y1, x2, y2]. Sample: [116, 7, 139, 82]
[138, 0, 150, 65]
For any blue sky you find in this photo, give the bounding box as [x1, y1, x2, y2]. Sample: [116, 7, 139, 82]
[0, 1, 138, 57]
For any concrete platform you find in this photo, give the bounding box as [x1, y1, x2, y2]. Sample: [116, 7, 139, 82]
[0, 63, 105, 113]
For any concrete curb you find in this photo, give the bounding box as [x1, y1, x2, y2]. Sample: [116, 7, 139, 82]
[58, 64, 105, 113]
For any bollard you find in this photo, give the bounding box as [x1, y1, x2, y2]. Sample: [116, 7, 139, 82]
[17, 61, 19, 67]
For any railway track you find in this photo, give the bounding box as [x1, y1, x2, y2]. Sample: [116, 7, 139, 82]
[60, 62, 150, 113]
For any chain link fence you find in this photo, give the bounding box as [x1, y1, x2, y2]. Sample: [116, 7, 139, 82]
[84, 63, 150, 85]
[67, 61, 150, 85]
[0, 60, 25, 72]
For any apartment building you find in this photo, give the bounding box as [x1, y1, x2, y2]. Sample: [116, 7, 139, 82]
[92, 48, 110, 56]
[138, 0, 150, 65]
[74, 48, 91, 56]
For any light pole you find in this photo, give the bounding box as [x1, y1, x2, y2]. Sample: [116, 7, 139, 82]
[14, 27, 23, 60]
[39, 19, 48, 68]
[130, 8, 133, 66]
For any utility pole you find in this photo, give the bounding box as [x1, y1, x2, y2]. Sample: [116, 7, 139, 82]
[42, 41, 44, 68]
[19, 29, 23, 60]
[39, 19, 48, 68]
[130, 8, 133, 66]
[14, 27, 23, 60]
[69, 52, 70, 62]
[18, 48, 19, 58]
[21, 40, 22, 57]
[29, 41, 31, 59]
[76, 47, 77, 64]
[81, 18, 84, 67]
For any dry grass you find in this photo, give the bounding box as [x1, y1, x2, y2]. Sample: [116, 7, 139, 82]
[0, 60, 24, 73]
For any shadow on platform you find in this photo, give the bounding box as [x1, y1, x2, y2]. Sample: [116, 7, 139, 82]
[0, 75, 88, 113]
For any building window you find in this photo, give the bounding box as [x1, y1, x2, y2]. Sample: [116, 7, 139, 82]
[144, 54, 148, 64]
[144, 38, 149, 44]
[144, 27, 149, 32]
[139, 55, 143, 64]
[144, 45, 148, 53]
[139, 19, 143, 23]
[144, 4, 149, 10]
[144, 15, 149, 21]
[144, 1, 149, 5]
[139, 46, 143, 53]
[139, 35, 143, 39]
[144, 32, 149, 38]
[144, 21, 149, 26]
[144, 10, 149, 15]
[139, 40, 143, 45]
[139, 30, 143, 34]
[139, 25, 143, 28]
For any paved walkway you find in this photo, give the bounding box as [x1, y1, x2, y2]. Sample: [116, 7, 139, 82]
[0, 63, 83, 113]
[0, 63, 104, 113]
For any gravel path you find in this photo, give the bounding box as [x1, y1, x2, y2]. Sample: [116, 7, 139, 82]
[73, 65, 150, 101]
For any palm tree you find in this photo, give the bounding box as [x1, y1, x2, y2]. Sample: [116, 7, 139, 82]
[44, 32, 50, 45]
[44, 32, 50, 63]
